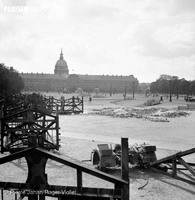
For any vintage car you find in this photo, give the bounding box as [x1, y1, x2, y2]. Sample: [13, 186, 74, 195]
[185, 96, 195, 102]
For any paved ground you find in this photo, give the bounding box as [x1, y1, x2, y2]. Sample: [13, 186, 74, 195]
[1, 92, 195, 199]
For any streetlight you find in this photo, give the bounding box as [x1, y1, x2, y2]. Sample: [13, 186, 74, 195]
[169, 79, 172, 102]
[109, 84, 112, 97]
[132, 82, 135, 99]
[124, 85, 127, 98]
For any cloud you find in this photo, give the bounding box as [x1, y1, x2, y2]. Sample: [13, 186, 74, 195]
[0, 0, 194, 82]
[68, 0, 118, 21]
[119, 8, 195, 59]
[1, 0, 27, 6]
[154, 23, 195, 56]
[0, 30, 35, 60]
[170, 0, 195, 16]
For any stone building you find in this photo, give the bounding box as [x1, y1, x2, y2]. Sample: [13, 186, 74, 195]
[20, 51, 139, 93]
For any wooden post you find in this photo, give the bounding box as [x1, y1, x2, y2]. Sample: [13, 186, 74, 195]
[1, 189, 3, 200]
[39, 194, 45, 200]
[56, 118, 60, 151]
[72, 96, 75, 113]
[56, 105, 60, 150]
[77, 167, 83, 193]
[172, 159, 177, 177]
[56, 104, 59, 116]
[51, 96, 54, 112]
[28, 195, 38, 200]
[0, 120, 4, 153]
[28, 135, 37, 147]
[38, 135, 44, 148]
[61, 96, 64, 113]
[82, 96, 84, 113]
[121, 138, 129, 200]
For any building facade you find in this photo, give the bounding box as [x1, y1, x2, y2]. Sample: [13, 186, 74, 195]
[20, 51, 139, 93]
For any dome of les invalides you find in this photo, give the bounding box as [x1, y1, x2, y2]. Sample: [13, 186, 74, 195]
[54, 50, 69, 75]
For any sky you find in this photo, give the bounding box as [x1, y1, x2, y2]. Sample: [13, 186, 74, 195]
[0, 0, 195, 83]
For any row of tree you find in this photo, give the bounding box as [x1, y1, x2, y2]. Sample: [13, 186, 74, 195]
[0, 63, 24, 96]
[150, 74, 195, 96]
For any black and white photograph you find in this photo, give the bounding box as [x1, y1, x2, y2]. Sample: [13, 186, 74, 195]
[0, 0, 195, 199]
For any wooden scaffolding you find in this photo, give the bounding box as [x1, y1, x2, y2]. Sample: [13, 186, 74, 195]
[0, 138, 129, 200]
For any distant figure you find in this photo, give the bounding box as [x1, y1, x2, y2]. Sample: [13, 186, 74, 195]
[89, 97, 92, 102]
[160, 96, 163, 101]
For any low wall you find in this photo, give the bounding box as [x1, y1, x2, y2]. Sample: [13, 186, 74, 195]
[178, 104, 195, 110]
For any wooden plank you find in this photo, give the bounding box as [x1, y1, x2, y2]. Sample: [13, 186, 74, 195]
[5, 128, 57, 131]
[177, 148, 195, 157]
[150, 153, 179, 166]
[2, 108, 56, 120]
[56, 110, 59, 150]
[178, 158, 195, 176]
[36, 148, 128, 185]
[121, 138, 129, 180]
[178, 169, 195, 182]
[29, 195, 38, 200]
[151, 167, 195, 185]
[77, 168, 83, 193]
[166, 160, 195, 167]
[0, 120, 4, 153]
[121, 138, 129, 200]
[39, 195, 45, 200]
[1, 189, 3, 200]
[172, 159, 177, 177]
[0, 147, 33, 164]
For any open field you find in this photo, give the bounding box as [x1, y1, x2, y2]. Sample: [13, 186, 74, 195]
[1, 92, 195, 199]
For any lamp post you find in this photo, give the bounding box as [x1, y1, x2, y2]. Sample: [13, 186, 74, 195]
[124, 85, 127, 98]
[132, 82, 135, 99]
[169, 79, 172, 102]
[176, 80, 179, 99]
[109, 84, 112, 97]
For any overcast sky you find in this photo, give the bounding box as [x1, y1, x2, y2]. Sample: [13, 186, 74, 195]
[0, 0, 195, 82]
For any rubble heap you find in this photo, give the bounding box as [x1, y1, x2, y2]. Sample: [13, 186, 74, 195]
[89, 107, 190, 122]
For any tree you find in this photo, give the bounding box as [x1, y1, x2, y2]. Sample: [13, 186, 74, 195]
[0, 63, 24, 96]
[189, 81, 195, 96]
[150, 74, 193, 97]
[157, 74, 172, 81]
[180, 79, 190, 96]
